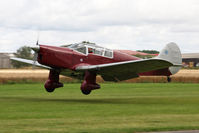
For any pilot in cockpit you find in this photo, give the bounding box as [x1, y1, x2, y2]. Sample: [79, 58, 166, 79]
[88, 48, 94, 54]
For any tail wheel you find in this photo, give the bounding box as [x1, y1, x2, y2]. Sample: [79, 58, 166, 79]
[45, 88, 55, 93]
[167, 76, 171, 82]
[81, 90, 91, 95]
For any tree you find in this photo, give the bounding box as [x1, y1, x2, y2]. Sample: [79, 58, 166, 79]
[11, 46, 33, 68]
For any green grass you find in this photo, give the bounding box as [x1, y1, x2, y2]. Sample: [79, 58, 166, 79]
[0, 83, 199, 133]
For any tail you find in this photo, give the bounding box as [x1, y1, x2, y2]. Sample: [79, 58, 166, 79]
[156, 42, 182, 75]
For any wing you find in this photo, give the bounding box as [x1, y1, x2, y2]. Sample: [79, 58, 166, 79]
[76, 58, 173, 82]
[11, 57, 84, 79]
[11, 57, 51, 69]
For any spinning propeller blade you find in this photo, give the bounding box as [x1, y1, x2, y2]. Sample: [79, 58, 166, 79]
[32, 33, 40, 68]
[36, 31, 40, 46]
[32, 52, 38, 69]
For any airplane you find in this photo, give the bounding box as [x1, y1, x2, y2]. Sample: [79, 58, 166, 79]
[11, 41, 182, 95]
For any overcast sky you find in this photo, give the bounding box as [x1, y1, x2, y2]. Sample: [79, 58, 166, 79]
[0, 0, 199, 53]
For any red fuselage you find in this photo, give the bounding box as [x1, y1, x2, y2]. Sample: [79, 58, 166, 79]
[38, 45, 172, 76]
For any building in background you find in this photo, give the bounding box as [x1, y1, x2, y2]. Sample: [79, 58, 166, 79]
[182, 53, 199, 67]
[0, 53, 14, 68]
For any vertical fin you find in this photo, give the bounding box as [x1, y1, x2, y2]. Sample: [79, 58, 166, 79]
[156, 42, 182, 75]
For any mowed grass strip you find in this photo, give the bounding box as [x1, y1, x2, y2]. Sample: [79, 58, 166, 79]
[0, 83, 199, 133]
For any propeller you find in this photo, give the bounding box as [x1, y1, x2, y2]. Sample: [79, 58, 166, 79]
[36, 32, 39, 46]
[32, 33, 40, 69]
[32, 52, 38, 69]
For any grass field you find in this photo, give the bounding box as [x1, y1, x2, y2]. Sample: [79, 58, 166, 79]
[1, 83, 199, 133]
[1, 69, 199, 83]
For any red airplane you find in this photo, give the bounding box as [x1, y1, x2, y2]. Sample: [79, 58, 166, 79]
[11, 41, 182, 95]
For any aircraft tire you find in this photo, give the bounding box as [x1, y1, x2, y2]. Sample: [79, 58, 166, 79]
[81, 90, 91, 95]
[167, 76, 171, 82]
[45, 88, 55, 93]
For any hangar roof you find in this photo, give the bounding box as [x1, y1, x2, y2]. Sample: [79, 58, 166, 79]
[182, 53, 199, 59]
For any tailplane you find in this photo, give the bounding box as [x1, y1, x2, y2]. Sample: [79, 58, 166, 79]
[156, 42, 182, 75]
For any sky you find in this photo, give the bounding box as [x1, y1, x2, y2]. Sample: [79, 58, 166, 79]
[0, 0, 199, 53]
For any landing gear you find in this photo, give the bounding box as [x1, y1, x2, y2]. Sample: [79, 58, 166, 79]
[44, 69, 63, 93]
[167, 76, 171, 82]
[80, 71, 100, 95]
[45, 88, 55, 92]
[81, 90, 91, 95]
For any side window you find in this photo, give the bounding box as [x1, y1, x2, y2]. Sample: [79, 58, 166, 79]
[75, 47, 86, 54]
[104, 50, 113, 58]
[94, 48, 103, 56]
[86, 46, 113, 58]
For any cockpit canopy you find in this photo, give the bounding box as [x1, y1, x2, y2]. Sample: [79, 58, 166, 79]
[65, 42, 113, 58]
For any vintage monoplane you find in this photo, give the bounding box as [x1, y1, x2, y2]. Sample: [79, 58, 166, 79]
[11, 41, 182, 95]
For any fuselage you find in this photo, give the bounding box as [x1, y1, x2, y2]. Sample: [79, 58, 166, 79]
[38, 45, 140, 68]
[37, 44, 172, 76]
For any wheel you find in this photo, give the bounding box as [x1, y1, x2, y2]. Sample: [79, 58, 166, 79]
[45, 88, 55, 93]
[167, 76, 171, 82]
[81, 90, 91, 95]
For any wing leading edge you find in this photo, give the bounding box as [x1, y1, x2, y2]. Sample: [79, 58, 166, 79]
[11, 57, 51, 69]
[76, 58, 173, 81]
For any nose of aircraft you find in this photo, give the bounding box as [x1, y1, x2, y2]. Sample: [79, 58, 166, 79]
[31, 46, 40, 67]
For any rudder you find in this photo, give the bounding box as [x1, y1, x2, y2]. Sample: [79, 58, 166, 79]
[156, 42, 182, 75]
